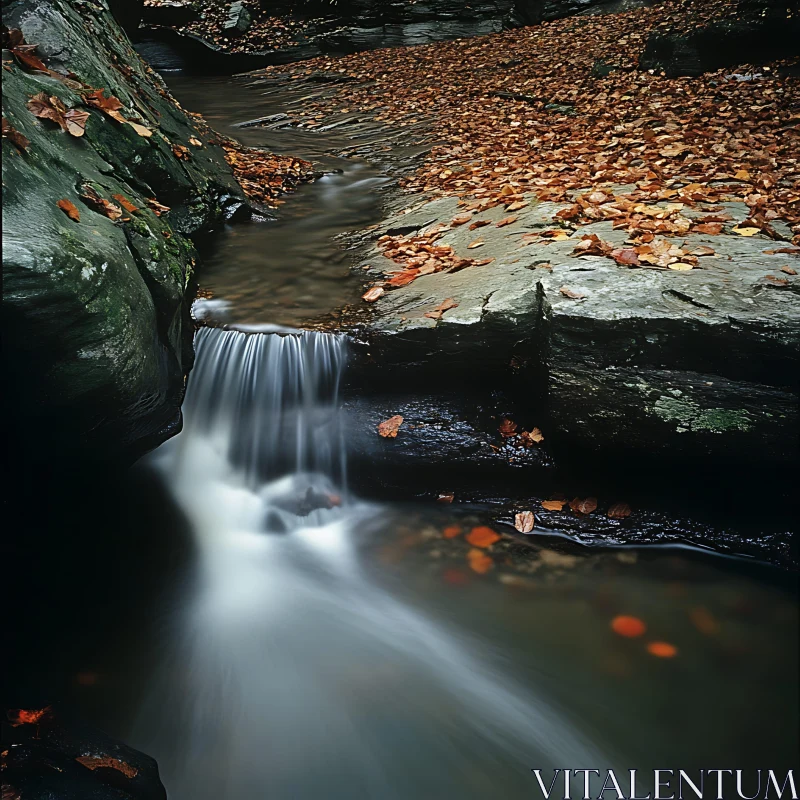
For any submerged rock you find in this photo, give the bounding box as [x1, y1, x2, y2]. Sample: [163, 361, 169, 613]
[2, 0, 246, 465]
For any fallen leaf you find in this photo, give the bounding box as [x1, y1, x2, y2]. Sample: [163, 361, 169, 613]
[145, 198, 170, 216]
[765, 275, 789, 287]
[424, 297, 458, 319]
[731, 226, 760, 237]
[691, 245, 716, 256]
[668, 262, 693, 271]
[647, 641, 678, 658]
[76, 756, 138, 778]
[83, 88, 124, 113]
[57, 198, 80, 222]
[514, 511, 535, 533]
[125, 119, 152, 138]
[559, 286, 587, 299]
[7, 707, 51, 727]
[780, 266, 797, 275]
[519, 427, 544, 446]
[541, 499, 566, 511]
[734, 169, 751, 180]
[172, 143, 191, 160]
[607, 502, 632, 519]
[496, 215, 517, 228]
[189, 137, 203, 146]
[764, 248, 800, 256]
[498, 418, 517, 437]
[437, 493, 455, 503]
[468, 219, 491, 230]
[466, 526, 500, 548]
[611, 248, 640, 266]
[80, 186, 123, 220]
[693, 222, 723, 235]
[112, 193, 138, 213]
[611, 615, 646, 638]
[467, 548, 493, 574]
[451, 213, 472, 226]
[443, 524, 462, 538]
[506, 200, 528, 211]
[2, 117, 30, 151]
[377, 414, 403, 438]
[362, 286, 384, 302]
[569, 496, 597, 514]
[467, 238, 485, 249]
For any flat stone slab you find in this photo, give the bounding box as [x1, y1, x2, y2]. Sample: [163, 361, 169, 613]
[355, 191, 799, 463]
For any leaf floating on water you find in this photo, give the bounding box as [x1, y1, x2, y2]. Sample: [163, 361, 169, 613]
[377, 414, 403, 438]
[607, 501, 632, 519]
[76, 756, 138, 778]
[442, 524, 462, 538]
[467, 548, 493, 574]
[57, 198, 81, 222]
[437, 493, 455, 504]
[611, 615, 646, 638]
[569, 496, 597, 514]
[465, 526, 500, 548]
[498, 418, 517, 438]
[362, 286, 384, 302]
[7, 706, 51, 727]
[541, 499, 566, 511]
[647, 641, 678, 658]
[559, 286, 587, 300]
[514, 511, 535, 533]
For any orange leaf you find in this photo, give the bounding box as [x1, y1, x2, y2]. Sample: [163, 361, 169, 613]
[541, 499, 566, 511]
[607, 501, 631, 519]
[76, 756, 138, 778]
[467, 548, 493, 574]
[647, 641, 678, 658]
[498, 418, 517, 437]
[450, 214, 472, 226]
[112, 193, 138, 213]
[442, 524, 462, 538]
[466, 526, 500, 548]
[7, 706, 51, 727]
[362, 286, 384, 302]
[377, 414, 403, 438]
[57, 198, 80, 222]
[496, 215, 517, 228]
[611, 615, 646, 638]
[424, 297, 458, 319]
[559, 286, 587, 300]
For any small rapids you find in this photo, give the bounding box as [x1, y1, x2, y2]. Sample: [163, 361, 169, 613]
[140, 326, 615, 799]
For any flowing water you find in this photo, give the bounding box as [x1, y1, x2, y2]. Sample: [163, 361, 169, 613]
[6, 74, 798, 799]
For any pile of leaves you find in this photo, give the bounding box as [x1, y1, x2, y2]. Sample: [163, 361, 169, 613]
[256, 0, 799, 245]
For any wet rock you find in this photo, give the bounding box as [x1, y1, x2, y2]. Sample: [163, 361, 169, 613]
[511, 0, 651, 25]
[639, 2, 800, 76]
[1, 706, 166, 800]
[2, 0, 246, 465]
[223, 1, 252, 37]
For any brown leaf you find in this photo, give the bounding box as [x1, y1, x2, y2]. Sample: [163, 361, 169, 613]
[781, 266, 797, 276]
[57, 198, 80, 222]
[691, 245, 716, 257]
[607, 501, 632, 520]
[611, 248, 640, 266]
[27, 92, 65, 127]
[468, 219, 490, 230]
[498, 418, 517, 438]
[506, 200, 528, 211]
[467, 238, 485, 249]
[765, 275, 789, 287]
[496, 215, 517, 228]
[377, 414, 403, 438]
[145, 198, 170, 216]
[450, 213, 472, 226]
[541, 499, 566, 511]
[80, 186, 123, 220]
[13, 48, 48, 73]
[465, 526, 500, 548]
[693, 222, 723, 235]
[467, 548, 493, 574]
[519, 427, 544, 446]
[2, 117, 30, 151]
[189, 136, 203, 147]
[362, 286, 384, 302]
[764, 248, 800, 256]
[83, 88, 124, 113]
[559, 286, 586, 300]
[443, 524, 462, 538]
[569, 496, 598, 515]
[63, 108, 89, 137]
[75, 756, 138, 779]
[514, 511, 535, 533]
[424, 297, 458, 320]
[125, 119, 152, 138]
[437, 493, 455, 504]
[112, 193, 139, 213]
[172, 143, 191, 160]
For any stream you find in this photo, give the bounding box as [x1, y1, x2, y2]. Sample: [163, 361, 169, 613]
[6, 74, 798, 799]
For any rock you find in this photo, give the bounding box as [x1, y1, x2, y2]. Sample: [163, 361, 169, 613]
[223, 1, 252, 36]
[352, 193, 799, 470]
[141, 1, 201, 28]
[2, 0, 246, 465]
[510, 0, 651, 25]
[639, 2, 800, 76]
[106, 0, 144, 34]
[1, 705, 166, 799]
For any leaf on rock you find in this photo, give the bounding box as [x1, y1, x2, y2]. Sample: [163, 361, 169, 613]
[731, 226, 760, 236]
[75, 756, 138, 778]
[189, 136, 203, 146]
[668, 262, 693, 271]
[693, 222, 723, 235]
[57, 199, 80, 222]
[125, 119, 152, 138]
[112, 193, 138, 213]
[559, 286, 586, 299]
[7, 707, 51, 727]
[514, 511, 535, 533]
[424, 297, 458, 319]
[541, 499, 566, 511]
[467, 238, 485, 249]
[362, 286, 384, 302]
[377, 414, 403, 438]
[466, 526, 500, 548]
[468, 219, 490, 230]
[2, 117, 29, 151]
[80, 186, 123, 220]
[780, 266, 797, 276]
[84, 88, 124, 113]
[467, 548, 493, 574]
[145, 197, 170, 216]
[13, 48, 49, 73]
[607, 501, 632, 519]
[691, 245, 716, 256]
[506, 200, 528, 211]
[496, 215, 517, 228]
[569, 496, 597, 515]
[64, 108, 89, 137]
[450, 213, 472, 226]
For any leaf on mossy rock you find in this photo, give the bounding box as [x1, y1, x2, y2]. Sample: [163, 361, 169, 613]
[145, 197, 170, 216]
[112, 193, 138, 213]
[57, 199, 81, 222]
[80, 186, 123, 220]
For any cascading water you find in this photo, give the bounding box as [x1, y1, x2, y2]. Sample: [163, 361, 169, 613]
[136, 325, 617, 798]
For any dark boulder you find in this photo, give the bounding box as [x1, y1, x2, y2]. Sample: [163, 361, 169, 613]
[2, 0, 246, 466]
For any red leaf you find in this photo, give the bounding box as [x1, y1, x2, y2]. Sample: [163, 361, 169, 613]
[57, 198, 81, 222]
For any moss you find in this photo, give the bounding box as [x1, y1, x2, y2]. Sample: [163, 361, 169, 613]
[654, 396, 752, 433]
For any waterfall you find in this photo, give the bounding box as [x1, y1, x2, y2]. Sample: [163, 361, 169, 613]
[166, 326, 348, 532]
